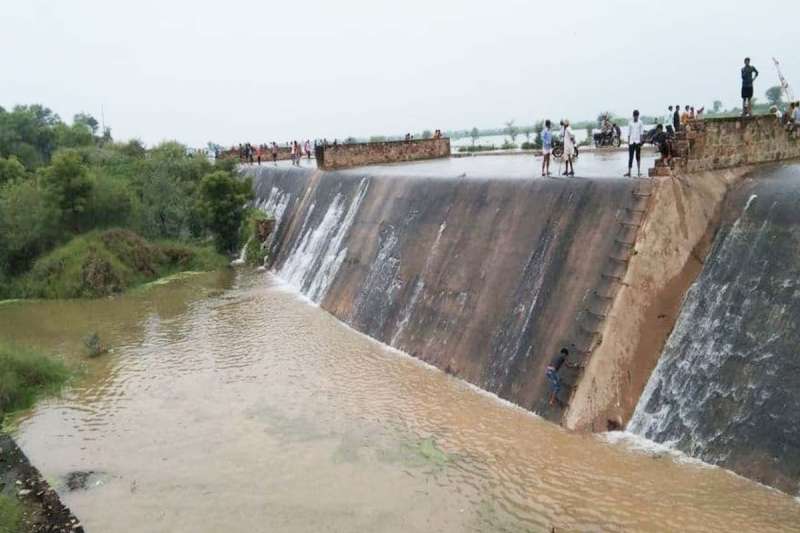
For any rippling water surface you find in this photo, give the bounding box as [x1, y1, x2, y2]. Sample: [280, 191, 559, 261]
[2, 271, 799, 532]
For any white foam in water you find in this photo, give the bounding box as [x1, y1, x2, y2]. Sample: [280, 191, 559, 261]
[279, 179, 369, 303]
[601, 431, 713, 468]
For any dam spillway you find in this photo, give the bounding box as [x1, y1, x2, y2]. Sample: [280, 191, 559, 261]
[244, 119, 800, 494]
[247, 154, 642, 419]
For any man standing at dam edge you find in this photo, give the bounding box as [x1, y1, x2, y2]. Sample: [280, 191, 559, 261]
[625, 110, 643, 177]
[741, 57, 759, 116]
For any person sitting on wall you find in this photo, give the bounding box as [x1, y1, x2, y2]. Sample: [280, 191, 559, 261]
[794, 102, 800, 133]
[783, 103, 795, 128]
[653, 124, 672, 165]
[546, 348, 579, 407]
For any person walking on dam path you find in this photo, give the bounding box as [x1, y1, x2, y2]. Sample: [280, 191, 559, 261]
[625, 110, 644, 177]
[541, 119, 553, 177]
[546, 348, 578, 407]
[741, 57, 759, 116]
[561, 120, 576, 177]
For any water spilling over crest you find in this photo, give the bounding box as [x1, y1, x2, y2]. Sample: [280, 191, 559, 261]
[3, 271, 800, 532]
[279, 178, 369, 303]
[629, 163, 800, 493]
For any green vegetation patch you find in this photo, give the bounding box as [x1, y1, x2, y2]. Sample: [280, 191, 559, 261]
[0, 342, 70, 419]
[0, 494, 23, 533]
[240, 209, 274, 266]
[14, 229, 226, 299]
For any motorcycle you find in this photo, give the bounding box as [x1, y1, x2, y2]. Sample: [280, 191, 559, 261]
[552, 138, 578, 159]
[593, 125, 622, 148]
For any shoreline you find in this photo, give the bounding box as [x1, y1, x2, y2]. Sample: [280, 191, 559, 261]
[0, 433, 84, 532]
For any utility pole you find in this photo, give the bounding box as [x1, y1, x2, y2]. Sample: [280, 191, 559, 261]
[772, 57, 795, 103]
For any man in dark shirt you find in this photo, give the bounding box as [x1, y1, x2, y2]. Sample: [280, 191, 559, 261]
[741, 57, 759, 116]
[673, 104, 681, 132]
[653, 124, 672, 164]
[546, 348, 577, 407]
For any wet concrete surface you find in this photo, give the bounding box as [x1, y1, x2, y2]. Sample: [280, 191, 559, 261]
[245, 149, 658, 180]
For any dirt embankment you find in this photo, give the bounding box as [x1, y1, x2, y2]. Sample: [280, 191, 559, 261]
[565, 167, 752, 431]
[1, 433, 84, 532]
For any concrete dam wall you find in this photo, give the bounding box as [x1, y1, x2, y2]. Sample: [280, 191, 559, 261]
[243, 115, 800, 493]
[247, 165, 638, 416]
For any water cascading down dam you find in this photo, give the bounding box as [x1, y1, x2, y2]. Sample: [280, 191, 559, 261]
[242, 116, 800, 495]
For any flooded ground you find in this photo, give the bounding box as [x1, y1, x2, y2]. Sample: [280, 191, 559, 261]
[2, 271, 799, 532]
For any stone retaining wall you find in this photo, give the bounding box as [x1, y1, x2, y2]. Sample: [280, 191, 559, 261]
[315, 138, 450, 170]
[653, 115, 800, 176]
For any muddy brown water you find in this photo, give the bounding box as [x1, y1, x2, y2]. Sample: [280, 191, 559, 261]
[1, 271, 799, 532]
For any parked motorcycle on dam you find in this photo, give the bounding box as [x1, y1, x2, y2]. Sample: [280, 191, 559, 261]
[552, 139, 579, 159]
[593, 125, 622, 148]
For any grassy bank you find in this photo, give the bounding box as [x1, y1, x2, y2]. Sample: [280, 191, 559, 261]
[0, 342, 70, 420]
[8, 228, 227, 299]
[0, 343, 71, 533]
[0, 494, 22, 533]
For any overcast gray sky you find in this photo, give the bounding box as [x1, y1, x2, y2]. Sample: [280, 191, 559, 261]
[4, 0, 798, 147]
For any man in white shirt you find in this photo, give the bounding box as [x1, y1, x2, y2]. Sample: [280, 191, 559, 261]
[665, 106, 674, 132]
[625, 109, 644, 177]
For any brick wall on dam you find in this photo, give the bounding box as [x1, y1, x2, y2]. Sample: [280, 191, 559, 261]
[315, 138, 450, 170]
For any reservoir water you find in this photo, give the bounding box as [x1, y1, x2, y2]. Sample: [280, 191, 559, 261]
[3, 271, 799, 532]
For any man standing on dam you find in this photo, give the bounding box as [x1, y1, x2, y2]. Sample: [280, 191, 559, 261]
[741, 57, 759, 116]
[625, 110, 644, 177]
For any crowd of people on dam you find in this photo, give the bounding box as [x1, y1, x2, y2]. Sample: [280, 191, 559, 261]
[231, 140, 314, 166]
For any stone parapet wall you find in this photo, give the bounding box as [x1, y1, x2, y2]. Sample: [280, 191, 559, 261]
[316, 138, 450, 170]
[664, 116, 800, 174]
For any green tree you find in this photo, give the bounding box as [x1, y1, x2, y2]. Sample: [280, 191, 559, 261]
[712, 100, 723, 113]
[0, 178, 60, 275]
[41, 150, 93, 232]
[135, 167, 193, 239]
[0, 156, 26, 186]
[196, 171, 253, 253]
[0, 105, 61, 169]
[54, 122, 94, 148]
[470, 127, 480, 146]
[422, 130, 432, 139]
[118, 139, 146, 159]
[73, 112, 99, 134]
[766, 86, 783, 107]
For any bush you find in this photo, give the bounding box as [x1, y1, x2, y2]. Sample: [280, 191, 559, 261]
[196, 171, 253, 254]
[457, 145, 497, 153]
[239, 209, 274, 266]
[0, 342, 69, 419]
[16, 229, 226, 298]
[501, 140, 518, 150]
